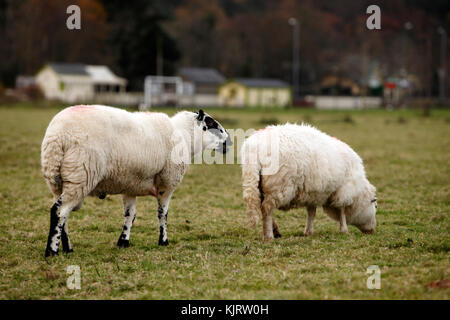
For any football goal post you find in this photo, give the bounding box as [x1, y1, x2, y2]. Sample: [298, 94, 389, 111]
[141, 75, 190, 110]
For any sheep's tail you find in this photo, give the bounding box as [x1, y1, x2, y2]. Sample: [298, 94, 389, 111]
[41, 134, 64, 197]
[242, 162, 263, 228]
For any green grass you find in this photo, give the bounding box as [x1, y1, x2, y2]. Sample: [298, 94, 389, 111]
[0, 103, 449, 299]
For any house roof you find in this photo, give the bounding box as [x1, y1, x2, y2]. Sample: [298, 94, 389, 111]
[49, 63, 89, 75]
[85, 66, 127, 85]
[233, 78, 290, 88]
[46, 63, 126, 85]
[179, 67, 225, 84]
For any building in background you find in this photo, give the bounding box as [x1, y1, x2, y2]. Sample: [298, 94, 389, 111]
[383, 74, 419, 110]
[35, 63, 129, 104]
[15, 75, 36, 89]
[219, 78, 291, 107]
[176, 67, 225, 107]
[319, 74, 361, 96]
[178, 67, 225, 94]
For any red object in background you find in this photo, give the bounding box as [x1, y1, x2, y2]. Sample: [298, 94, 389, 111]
[385, 82, 397, 89]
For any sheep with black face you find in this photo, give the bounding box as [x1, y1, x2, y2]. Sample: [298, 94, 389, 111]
[41, 105, 231, 256]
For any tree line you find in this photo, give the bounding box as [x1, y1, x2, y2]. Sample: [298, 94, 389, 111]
[0, 0, 448, 94]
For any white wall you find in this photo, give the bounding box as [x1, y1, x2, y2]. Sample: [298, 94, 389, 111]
[61, 76, 94, 103]
[144, 93, 222, 107]
[94, 92, 143, 106]
[305, 95, 382, 110]
[36, 68, 61, 100]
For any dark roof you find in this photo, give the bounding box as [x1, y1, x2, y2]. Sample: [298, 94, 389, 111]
[48, 63, 88, 75]
[179, 67, 225, 84]
[234, 78, 290, 88]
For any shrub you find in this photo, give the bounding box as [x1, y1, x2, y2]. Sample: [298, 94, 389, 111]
[21, 85, 44, 100]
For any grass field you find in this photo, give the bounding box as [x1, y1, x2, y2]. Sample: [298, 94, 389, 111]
[0, 103, 448, 299]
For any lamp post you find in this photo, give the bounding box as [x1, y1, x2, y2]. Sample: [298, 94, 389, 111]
[438, 27, 447, 103]
[402, 22, 414, 72]
[402, 22, 414, 108]
[288, 17, 300, 100]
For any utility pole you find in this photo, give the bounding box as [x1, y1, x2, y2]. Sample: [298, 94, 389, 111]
[438, 27, 447, 103]
[424, 32, 432, 116]
[156, 33, 163, 76]
[288, 18, 300, 100]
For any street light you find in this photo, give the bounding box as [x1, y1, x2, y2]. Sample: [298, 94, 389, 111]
[288, 17, 300, 99]
[400, 22, 414, 75]
[438, 27, 447, 103]
[404, 21, 413, 31]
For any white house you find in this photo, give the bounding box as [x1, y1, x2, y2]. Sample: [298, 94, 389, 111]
[36, 63, 127, 103]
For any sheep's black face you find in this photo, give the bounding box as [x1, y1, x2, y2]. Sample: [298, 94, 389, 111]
[196, 109, 232, 153]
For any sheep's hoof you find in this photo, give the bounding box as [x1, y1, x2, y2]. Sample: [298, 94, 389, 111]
[274, 231, 282, 238]
[63, 248, 74, 253]
[263, 236, 274, 242]
[117, 238, 130, 248]
[44, 248, 59, 257]
[158, 239, 169, 246]
[304, 229, 314, 236]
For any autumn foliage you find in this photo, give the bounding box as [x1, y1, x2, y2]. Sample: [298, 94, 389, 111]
[0, 0, 448, 93]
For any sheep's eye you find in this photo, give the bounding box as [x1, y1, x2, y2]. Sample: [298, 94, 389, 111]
[203, 126, 206, 131]
[220, 129, 223, 133]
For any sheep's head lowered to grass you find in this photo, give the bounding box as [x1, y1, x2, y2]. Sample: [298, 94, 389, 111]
[195, 109, 232, 154]
[347, 182, 377, 234]
[241, 123, 379, 241]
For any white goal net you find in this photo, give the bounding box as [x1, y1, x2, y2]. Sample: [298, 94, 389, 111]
[141, 75, 193, 110]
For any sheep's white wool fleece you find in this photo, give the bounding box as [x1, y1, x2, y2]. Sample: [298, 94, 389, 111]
[41, 105, 186, 198]
[241, 123, 376, 224]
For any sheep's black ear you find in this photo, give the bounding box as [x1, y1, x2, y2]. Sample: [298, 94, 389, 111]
[197, 109, 205, 121]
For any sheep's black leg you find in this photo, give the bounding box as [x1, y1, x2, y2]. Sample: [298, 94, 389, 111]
[158, 205, 168, 246]
[157, 190, 173, 246]
[45, 196, 78, 257]
[117, 195, 136, 248]
[45, 197, 62, 257]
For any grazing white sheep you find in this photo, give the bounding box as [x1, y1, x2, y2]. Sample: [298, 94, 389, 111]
[241, 123, 377, 242]
[41, 105, 231, 257]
